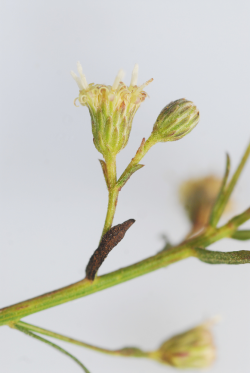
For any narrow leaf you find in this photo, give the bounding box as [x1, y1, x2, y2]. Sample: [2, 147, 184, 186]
[194, 247, 250, 265]
[209, 153, 231, 227]
[211, 142, 250, 227]
[99, 159, 109, 189]
[231, 230, 250, 241]
[228, 207, 250, 228]
[14, 324, 91, 373]
[117, 164, 144, 190]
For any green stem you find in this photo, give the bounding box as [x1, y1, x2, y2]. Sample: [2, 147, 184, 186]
[101, 137, 156, 238]
[100, 154, 118, 238]
[210, 142, 250, 227]
[14, 321, 147, 358]
[118, 137, 155, 184]
[0, 217, 245, 327]
[101, 186, 119, 238]
[13, 324, 91, 373]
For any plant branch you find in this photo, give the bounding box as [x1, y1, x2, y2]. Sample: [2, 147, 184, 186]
[117, 137, 155, 185]
[14, 321, 147, 358]
[1, 214, 250, 326]
[13, 323, 91, 373]
[210, 142, 250, 227]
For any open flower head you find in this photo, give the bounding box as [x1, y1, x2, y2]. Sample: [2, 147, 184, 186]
[71, 63, 153, 158]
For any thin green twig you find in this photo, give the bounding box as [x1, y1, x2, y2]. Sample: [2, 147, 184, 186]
[210, 142, 250, 227]
[13, 324, 91, 373]
[15, 321, 147, 358]
[210, 153, 231, 226]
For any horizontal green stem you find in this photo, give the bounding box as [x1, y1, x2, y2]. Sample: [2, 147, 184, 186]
[0, 247, 192, 326]
[0, 218, 244, 327]
[14, 321, 147, 358]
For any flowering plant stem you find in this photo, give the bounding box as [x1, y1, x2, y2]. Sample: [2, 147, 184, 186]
[1, 207, 250, 327]
[101, 155, 118, 237]
[100, 138, 156, 239]
[13, 321, 148, 358]
[13, 323, 91, 373]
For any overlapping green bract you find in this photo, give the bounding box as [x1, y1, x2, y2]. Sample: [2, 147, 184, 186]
[151, 99, 200, 142]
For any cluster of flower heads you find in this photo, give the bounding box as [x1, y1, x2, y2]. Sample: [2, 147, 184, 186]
[71, 62, 200, 158]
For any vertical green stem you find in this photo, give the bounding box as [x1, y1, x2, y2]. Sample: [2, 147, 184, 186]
[101, 154, 118, 238]
[101, 186, 119, 237]
[100, 138, 156, 239]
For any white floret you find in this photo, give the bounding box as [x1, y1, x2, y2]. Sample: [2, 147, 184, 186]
[112, 69, 125, 90]
[71, 62, 89, 90]
[130, 64, 139, 86]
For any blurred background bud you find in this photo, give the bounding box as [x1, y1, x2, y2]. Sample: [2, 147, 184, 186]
[150, 99, 199, 143]
[179, 176, 233, 236]
[149, 320, 216, 369]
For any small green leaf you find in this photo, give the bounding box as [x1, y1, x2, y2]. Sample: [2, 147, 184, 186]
[194, 247, 250, 265]
[231, 230, 250, 241]
[228, 207, 250, 228]
[209, 153, 231, 227]
[99, 159, 109, 189]
[210, 142, 250, 227]
[213, 143, 250, 226]
[117, 164, 144, 190]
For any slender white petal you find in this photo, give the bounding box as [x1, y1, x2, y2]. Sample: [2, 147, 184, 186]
[130, 64, 139, 86]
[76, 61, 89, 90]
[112, 69, 125, 90]
[71, 71, 84, 90]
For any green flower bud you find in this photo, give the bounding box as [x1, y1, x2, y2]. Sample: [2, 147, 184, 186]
[149, 321, 216, 369]
[151, 99, 199, 142]
[71, 62, 153, 158]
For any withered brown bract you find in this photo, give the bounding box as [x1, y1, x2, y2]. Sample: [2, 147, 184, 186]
[85, 219, 135, 281]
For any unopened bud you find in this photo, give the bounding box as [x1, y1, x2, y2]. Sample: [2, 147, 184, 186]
[179, 176, 233, 235]
[149, 321, 216, 369]
[150, 99, 199, 142]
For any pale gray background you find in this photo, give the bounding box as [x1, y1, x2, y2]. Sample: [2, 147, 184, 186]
[1, 1, 250, 372]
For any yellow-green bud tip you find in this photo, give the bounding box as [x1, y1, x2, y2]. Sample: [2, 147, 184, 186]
[151, 98, 199, 142]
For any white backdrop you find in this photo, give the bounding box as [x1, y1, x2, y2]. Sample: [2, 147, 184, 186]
[1, 1, 250, 372]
